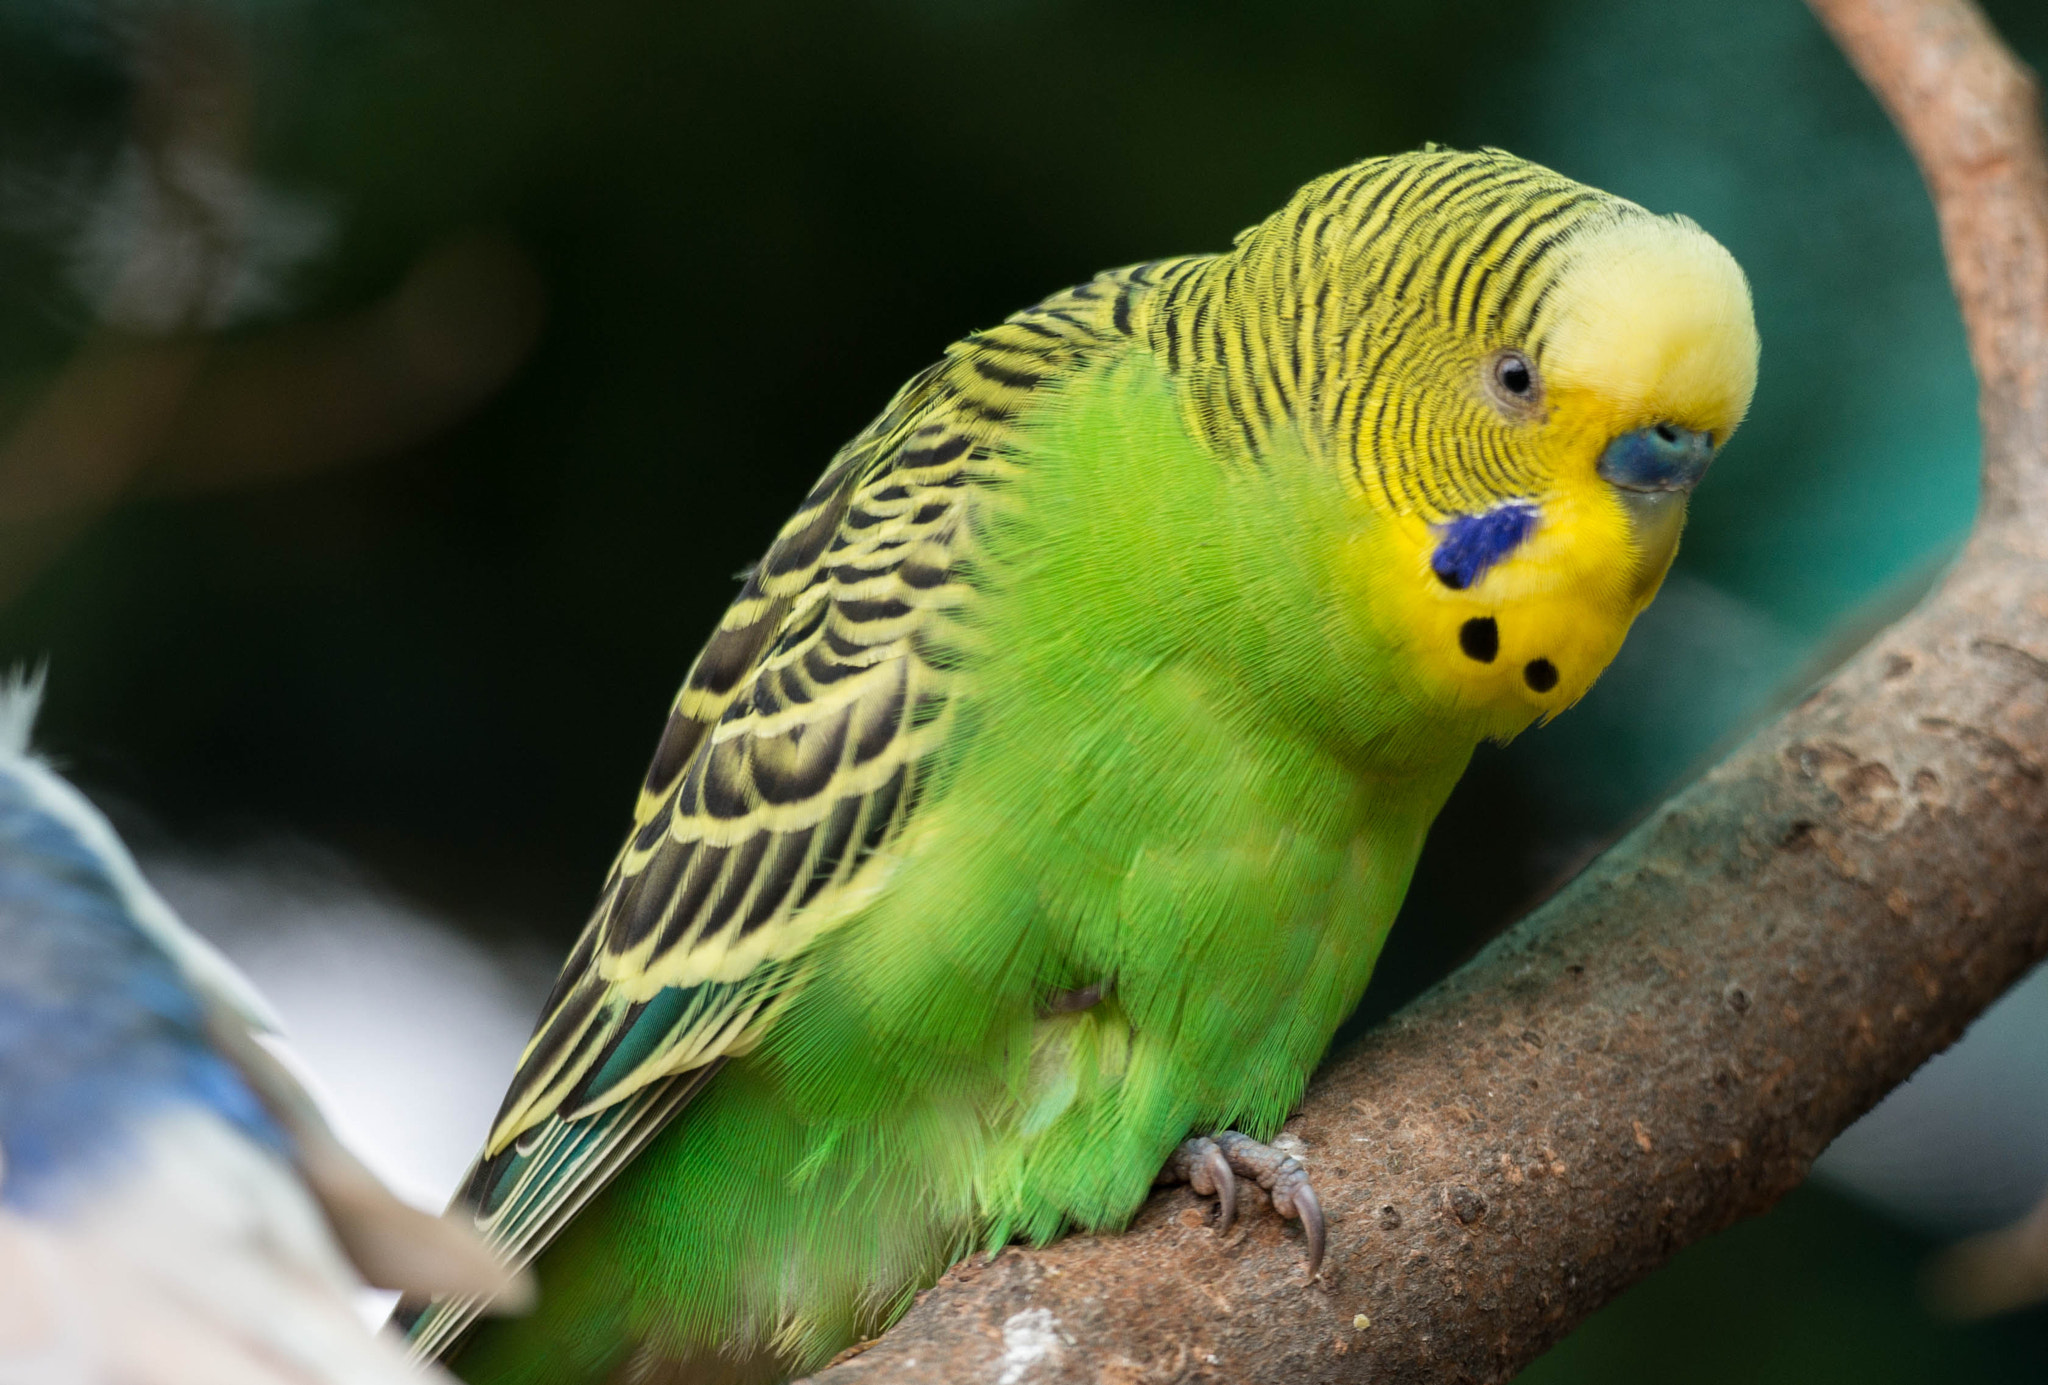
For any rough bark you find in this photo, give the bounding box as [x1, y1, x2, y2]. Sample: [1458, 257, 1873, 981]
[806, 2, 2048, 1380]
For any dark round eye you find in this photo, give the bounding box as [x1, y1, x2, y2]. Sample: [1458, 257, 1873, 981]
[1496, 351, 1534, 397]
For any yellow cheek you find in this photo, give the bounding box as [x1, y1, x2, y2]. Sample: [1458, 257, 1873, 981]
[1344, 475, 1662, 732]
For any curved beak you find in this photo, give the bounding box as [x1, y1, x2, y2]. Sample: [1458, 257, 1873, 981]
[1599, 423, 1716, 601]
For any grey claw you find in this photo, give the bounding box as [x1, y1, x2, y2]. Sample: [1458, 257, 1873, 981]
[1213, 1130, 1326, 1278]
[1292, 1179, 1324, 1279]
[1163, 1137, 1238, 1237]
[1267, 1162, 1325, 1278]
[1203, 1144, 1237, 1234]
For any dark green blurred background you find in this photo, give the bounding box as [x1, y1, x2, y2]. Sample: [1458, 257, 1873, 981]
[2, 0, 2045, 1376]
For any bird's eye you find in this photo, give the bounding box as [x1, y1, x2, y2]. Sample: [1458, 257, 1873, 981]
[1483, 348, 1542, 416]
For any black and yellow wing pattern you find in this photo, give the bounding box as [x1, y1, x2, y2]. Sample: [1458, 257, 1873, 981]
[404, 260, 1196, 1357]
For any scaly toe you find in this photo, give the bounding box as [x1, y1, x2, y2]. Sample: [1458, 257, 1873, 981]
[1203, 1143, 1237, 1233]
[1161, 1136, 1239, 1236]
[1210, 1130, 1326, 1278]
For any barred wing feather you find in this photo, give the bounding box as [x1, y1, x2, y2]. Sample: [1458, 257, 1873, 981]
[404, 262, 1189, 1358]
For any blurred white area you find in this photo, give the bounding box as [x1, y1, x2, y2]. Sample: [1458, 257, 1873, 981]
[142, 840, 554, 1213]
[71, 141, 335, 332]
[139, 839, 554, 1324]
[1818, 961, 2048, 1237]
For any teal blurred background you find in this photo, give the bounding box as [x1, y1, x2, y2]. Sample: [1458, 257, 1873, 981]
[1, 0, 2044, 1375]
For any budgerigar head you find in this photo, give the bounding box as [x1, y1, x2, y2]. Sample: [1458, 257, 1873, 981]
[1155, 147, 1758, 739]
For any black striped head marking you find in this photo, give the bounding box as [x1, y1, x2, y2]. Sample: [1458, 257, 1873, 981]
[1135, 147, 1721, 522]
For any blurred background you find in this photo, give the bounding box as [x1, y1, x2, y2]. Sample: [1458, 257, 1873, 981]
[0, 0, 2044, 1376]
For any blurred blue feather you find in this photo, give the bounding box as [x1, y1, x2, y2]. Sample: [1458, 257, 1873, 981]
[0, 676, 520, 1383]
[0, 685, 288, 1214]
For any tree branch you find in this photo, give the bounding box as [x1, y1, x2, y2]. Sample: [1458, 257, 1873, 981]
[808, 2, 2048, 1379]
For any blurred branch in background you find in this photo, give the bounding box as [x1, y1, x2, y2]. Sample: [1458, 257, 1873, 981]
[809, 0, 2048, 1377]
[0, 2, 543, 607]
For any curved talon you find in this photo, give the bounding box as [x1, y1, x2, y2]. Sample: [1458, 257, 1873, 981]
[1162, 1137, 1238, 1236]
[1163, 1132, 1324, 1274]
[1266, 1158, 1325, 1278]
[1203, 1144, 1237, 1234]
[1212, 1131, 1326, 1278]
[1291, 1178, 1325, 1279]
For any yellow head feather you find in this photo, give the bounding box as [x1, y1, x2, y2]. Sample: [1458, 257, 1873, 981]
[1540, 211, 1759, 446]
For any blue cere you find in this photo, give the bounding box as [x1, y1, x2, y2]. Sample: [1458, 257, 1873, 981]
[0, 767, 287, 1215]
[1431, 501, 1540, 590]
[1597, 423, 1715, 493]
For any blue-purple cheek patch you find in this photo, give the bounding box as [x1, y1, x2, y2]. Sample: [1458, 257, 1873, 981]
[1431, 501, 1539, 590]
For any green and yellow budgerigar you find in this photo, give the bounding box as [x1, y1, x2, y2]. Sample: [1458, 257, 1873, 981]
[404, 147, 1758, 1383]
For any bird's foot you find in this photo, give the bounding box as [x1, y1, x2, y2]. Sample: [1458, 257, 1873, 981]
[1160, 1130, 1324, 1277]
